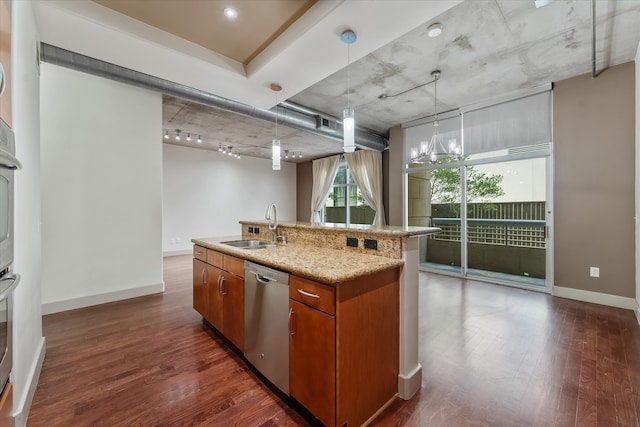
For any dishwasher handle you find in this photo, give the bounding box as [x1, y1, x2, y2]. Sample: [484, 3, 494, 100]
[251, 271, 277, 284]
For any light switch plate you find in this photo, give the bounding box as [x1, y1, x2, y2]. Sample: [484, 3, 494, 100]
[590, 267, 599, 278]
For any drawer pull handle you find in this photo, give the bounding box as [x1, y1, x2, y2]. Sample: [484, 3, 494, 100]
[196, 251, 203, 256]
[297, 289, 320, 299]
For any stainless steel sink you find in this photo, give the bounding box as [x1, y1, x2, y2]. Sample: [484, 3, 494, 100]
[220, 240, 277, 250]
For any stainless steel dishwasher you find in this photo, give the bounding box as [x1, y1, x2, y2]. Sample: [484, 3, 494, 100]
[244, 261, 290, 395]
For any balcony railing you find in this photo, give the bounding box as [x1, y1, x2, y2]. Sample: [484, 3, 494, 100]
[430, 218, 546, 248]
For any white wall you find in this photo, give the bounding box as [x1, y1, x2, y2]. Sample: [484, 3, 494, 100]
[636, 43, 640, 324]
[163, 144, 296, 255]
[12, 1, 45, 423]
[40, 63, 163, 314]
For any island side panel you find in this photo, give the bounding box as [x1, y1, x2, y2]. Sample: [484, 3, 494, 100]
[336, 267, 400, 427]
[398, 235, 422, 399]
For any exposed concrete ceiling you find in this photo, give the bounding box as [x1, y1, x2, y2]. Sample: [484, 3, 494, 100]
[292, 0, 640, 134]
[163, 95, 335, 163]
[36, 1, 640, 163]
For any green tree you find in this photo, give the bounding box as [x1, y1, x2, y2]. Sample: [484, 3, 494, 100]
[431, 166, 505, 204]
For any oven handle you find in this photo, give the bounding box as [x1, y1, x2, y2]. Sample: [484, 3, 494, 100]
[0, 149, 22, 170]
[0, 62, 5, 97]
[0, 274, 20, 299]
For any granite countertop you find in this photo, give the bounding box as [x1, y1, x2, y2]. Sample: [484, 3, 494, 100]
[239, 220, 440, 237]
[192, 236, 404, 285]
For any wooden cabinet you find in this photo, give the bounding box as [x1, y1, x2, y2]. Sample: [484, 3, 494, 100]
[0, 0, 12, 128]
[206, 264, 224, 332]
[220, 271, 244, 350]
[192, 245, 244, 351]
[192, 258, 208, 319]
[289, 269, 400, 427]
[289, 298, 335, 427]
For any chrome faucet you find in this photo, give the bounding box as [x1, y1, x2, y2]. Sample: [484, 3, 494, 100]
[265, 202, 284, 243]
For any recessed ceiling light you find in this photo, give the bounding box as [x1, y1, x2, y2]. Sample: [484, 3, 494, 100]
[534, 0, 556, 8]
[427, 23, 443, 38]
[224, 7, 237, 19]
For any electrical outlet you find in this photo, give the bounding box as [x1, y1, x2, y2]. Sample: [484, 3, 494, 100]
[346, 237, 358, 248]
[364, 239, 378, 250]
[254, 227, 260, 234]
[590, 267, 600, 278]
[248, 226, 254, 233]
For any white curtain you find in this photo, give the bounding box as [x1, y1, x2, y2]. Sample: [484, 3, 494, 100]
[344, 150, 386, 226]
[310, 155, 340, 223]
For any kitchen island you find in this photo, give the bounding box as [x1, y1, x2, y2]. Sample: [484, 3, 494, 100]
[192, 221, 439, 426]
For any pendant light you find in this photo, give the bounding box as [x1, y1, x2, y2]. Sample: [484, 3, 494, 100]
[271, 83, 282, 171]
[410, 70, 461, 164]
[341, 29, 357, 153]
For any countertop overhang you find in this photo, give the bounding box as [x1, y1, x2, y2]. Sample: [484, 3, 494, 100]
[239, 220, 440, 238]
[192, 236, 405, 285]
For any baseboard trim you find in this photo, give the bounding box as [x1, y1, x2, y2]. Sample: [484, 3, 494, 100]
[398, 363, 422, 400]
[552, 286, 637, 311]
[12, 337, 46, 426]
[42, 282, 165, 315]
[635, 301, 640, 326]
[162, 249, 192, 257]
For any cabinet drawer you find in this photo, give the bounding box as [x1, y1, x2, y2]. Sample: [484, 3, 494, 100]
[193, 245, 207, 262]
[223, 254, 244, 278]
[290, 276, 335, 315]
[206, 249, 224, 268]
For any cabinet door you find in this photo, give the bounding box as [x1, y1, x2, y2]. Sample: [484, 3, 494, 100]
[221, 272, 244, 351]
[0, 0, 11, 128]
[192, 259, 208, 318]
[290, 299, 335, 427]
[206, 264, 224, 332]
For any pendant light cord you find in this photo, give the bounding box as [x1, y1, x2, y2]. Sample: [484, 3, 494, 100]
[275, 92, 278, 138]
[347, 44, 351, 110]
[434, 74, 438, 122]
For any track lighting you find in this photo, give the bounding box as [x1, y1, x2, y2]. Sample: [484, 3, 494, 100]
[163, 129, 205, 146]
[158, 129, 250, 163]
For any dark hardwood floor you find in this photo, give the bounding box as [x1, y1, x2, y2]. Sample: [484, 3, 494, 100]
[28, 255, 640, 426]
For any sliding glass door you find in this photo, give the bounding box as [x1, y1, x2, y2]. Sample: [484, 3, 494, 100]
[414, 154, 551, 290]
[404, 87, 553, 291]
[465, 157, 547, 287]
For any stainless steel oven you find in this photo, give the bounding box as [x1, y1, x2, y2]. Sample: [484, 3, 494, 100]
[0, 117, 20, 394]
[0, 119, 20, 275]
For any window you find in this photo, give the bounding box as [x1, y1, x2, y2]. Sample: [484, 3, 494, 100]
[324, 162, 375, 225]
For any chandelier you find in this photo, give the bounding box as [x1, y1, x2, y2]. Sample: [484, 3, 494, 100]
[410, 70, 461, 164]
